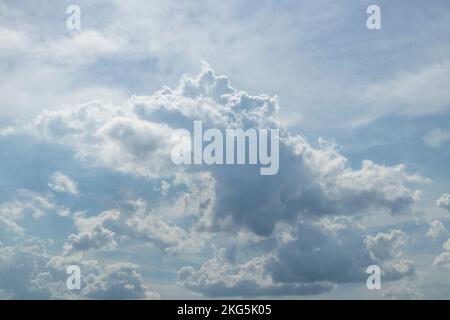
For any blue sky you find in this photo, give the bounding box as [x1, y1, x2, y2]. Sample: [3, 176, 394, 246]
[1, 0, 450, 299]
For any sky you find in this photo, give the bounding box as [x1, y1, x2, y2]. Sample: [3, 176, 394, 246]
[1, 0, 450, 299]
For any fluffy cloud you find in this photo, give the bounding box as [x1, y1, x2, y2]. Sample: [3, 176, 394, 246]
[38, 62, 424, 237]
[0, 238, 159, 299]
[426, 220, 447, 241]
[48, 172, 79, 195]
[365, 230, 408, 262]
[81, 263, 159, 300]
[63, 211, 119, 254]
[0, 189, 70, 224]
[178, 217, 414, 297]
[27, 102, 176, 178]
[0, 240, 51, 299]
[64, 195, 212, 255]
[433, 238, 450, 270]
[177, 248, 333, 297]
[6, 64, 429, 298]
[437, 193, 450, 211]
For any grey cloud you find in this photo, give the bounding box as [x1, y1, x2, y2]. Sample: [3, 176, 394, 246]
[82, 263, 159, 300]
[177, 248, 332, 298]
[178, 217, 414, 297]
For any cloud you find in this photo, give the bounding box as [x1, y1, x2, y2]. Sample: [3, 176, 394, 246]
[178, 217, 414, 297]
[0, 189, 71, 223]
[433, 238, 450, 270]
[0, 27, 29, 58]
[0, 237, 160, 299]
[426, 220, 447, 241]
[383, 281, 423, 300]
[63, 196, 212, 255]
[177, 248, 332, 297]
[423, 129, 450, 148]
[0, 240, 52, 299]
[4, 64, 430, 297]
[0, 126, 15, 137]
[81, 263, 159, 300]
[63, 211, 119, 254]
[21, 63, 425, 236]
[48, 172, 79, 195]
[364, 60, 450, 117]
[365, 230, 408, 262]
[47, 30, 126, 65]
[437, 193, 450, 211]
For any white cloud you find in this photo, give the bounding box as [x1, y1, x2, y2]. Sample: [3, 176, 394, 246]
[0, 189, 70, 223]
[63, 211, 119, 254]
[48, 172, 79, 195]
[3, 64, 431, 298]
[81, 263, 159, 300]
[437, 193, 450, 211]
[426, 220, 447, 241]
[365, 230, 408, 262]
[364, 60, 450, 117]
[434, 238, 450, 270]
[21, 64, 427, 234]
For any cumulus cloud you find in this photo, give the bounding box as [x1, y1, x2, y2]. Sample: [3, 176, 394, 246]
[81, 263, 159, 300]
[0, 189, 70, 224]
[0, 240, 51, 299]
[0, 237, 160, 299]
[5, 63, 429, 297]
[63, 211, 119, 254]
[365, 230, 408, 262]
[433, 238, 450, 270]
[48, 172, 79, 195]
[64, 195, 212, 255]
[437, 193, 450, 211]
[178, 217, 414, 297]
[21, 62, 423, 236]
[426, 220, 447, 241]
[177, 248, 333, 297]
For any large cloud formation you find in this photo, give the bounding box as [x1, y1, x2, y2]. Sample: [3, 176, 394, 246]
[2, 63, 428, 298]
